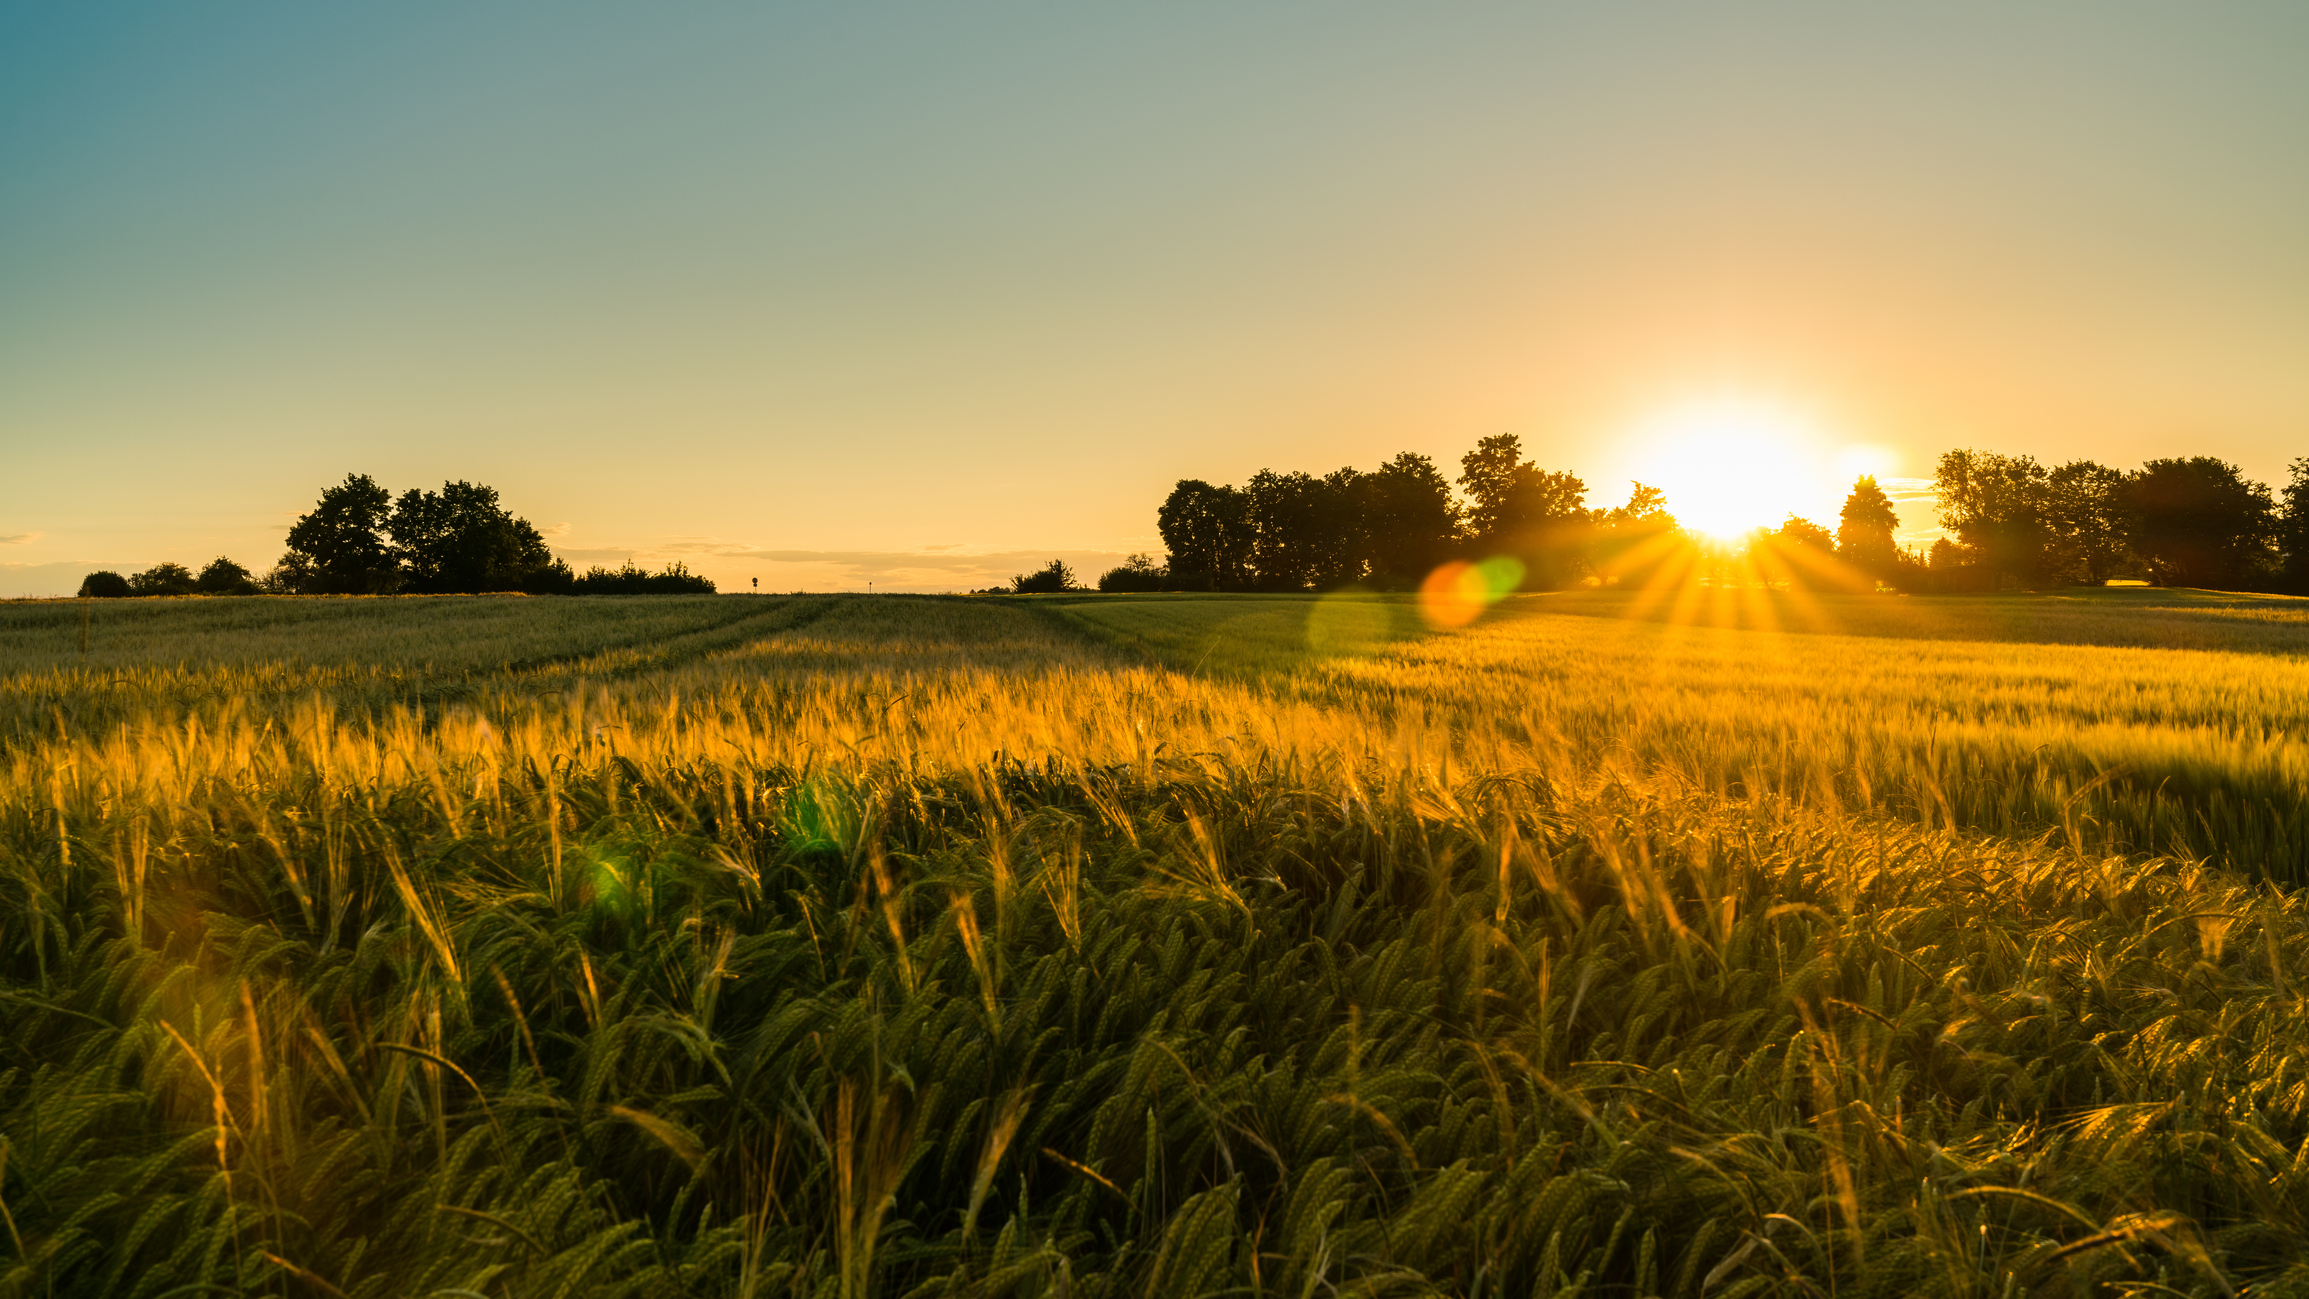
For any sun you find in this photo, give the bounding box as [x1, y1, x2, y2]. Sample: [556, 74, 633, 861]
[1619, 397, 1886, 541]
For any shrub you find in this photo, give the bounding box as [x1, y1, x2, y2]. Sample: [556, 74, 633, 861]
[77, 571, 131, 599]
[1096, 552, 1168, 592]
[650, 561, 716, 594]
[195, 557, 260, 595]
[127, 563, 199, 597]
[1011, 559, 1078, 594]
[525, 557, 577, 594]
[570, 561, 717, 595]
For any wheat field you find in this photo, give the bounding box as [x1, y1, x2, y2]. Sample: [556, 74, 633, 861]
[1, 590, 2306, 1297]
[1061, 588, 2309, 880]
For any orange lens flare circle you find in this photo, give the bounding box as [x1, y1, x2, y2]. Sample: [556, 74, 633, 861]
[1418, 556, 1524, 629]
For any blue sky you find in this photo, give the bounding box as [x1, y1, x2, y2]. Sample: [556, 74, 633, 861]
[4, 2, 2305, 593]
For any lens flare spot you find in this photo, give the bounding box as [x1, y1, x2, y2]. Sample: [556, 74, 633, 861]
[1419, 557, 1524, 629]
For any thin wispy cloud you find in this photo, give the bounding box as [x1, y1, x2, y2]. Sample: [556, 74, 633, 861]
[0, 532, 43, 546]
[1876, 478, 1945, 545]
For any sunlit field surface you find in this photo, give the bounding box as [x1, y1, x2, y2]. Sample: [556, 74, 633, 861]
[2, 591, 2308, 1296]
[1059, 588, 2309, 879]
[1533, 585, 2309, 656]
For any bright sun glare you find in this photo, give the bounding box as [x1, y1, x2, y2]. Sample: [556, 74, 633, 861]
[1626, 397, 1892, 541]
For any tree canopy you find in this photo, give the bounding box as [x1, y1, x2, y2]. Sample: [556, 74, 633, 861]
[83, 472, 726, 599]
[1834, 476, 1901, 580]
[1457, 434, 1589, 588]
[195, 557, 260, 595]
[1155, 480, 1253, 591]
[1146, 433, 2309, 598]
[389, 481, 560, 594]
[1926, 449, 2290, 592]
[1361, 453, 1461, 584]
[1155, 438, 1666, 594]
[276, 473, 577, 595]
[281, 473, 402, 595]
[2121, 457, 2274, 589]
[125, 563, 198, 597]
[2280, 458, 2309, 593]
[76, 571, 131, 599]
[1933, 450, 2053, 586]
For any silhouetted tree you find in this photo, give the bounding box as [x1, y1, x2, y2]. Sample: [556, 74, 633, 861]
[1588, 482, 1684, 586]
[1748, 514, 1846, 589]
[1596, 483, 1669, 528]
[389, 480, 563, 593]
[1526, 471, 1587, 524]
[1458, 434, 1590, 589]
[1010, 559, 1077, 593]
[1458, 434, 1530, 544]
[1776, 515, 1836, 554]
[269, 554, 315, 592]
[1243, 469, 1337, 590]
[2121, 457, 2275, 589]
[128, 563, 199, 596]
[1096, 553, 1167, 592]
[1833, 476, 1902, 586]
[2039, 460, 2131, 584]
[1459, 436, 1588, 540]
[1156, 480, 1253, 591]
[78, 571, 130, 599]
[195, 557, 259, 595]
[1308, 467, 1371, 589]
[2279, 458, 2309, 594]
[1934, 450, 2051, 587]
[282, 473, 400, 594]
[1360, 453, 1461, 587]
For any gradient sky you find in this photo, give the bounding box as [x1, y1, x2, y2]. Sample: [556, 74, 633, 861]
[4, 2, 2305, 594]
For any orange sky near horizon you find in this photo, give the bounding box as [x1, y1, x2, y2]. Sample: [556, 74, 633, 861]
[2, 3, 2304, 595]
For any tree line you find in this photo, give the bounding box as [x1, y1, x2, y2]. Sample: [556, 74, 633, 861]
[1927, 451, 2309, 591]
[78, 473, 714, 598]
[76, 449, 2309, 602]
[1127, 437, 2309, 595]
[1144, 435, 1688, 592]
